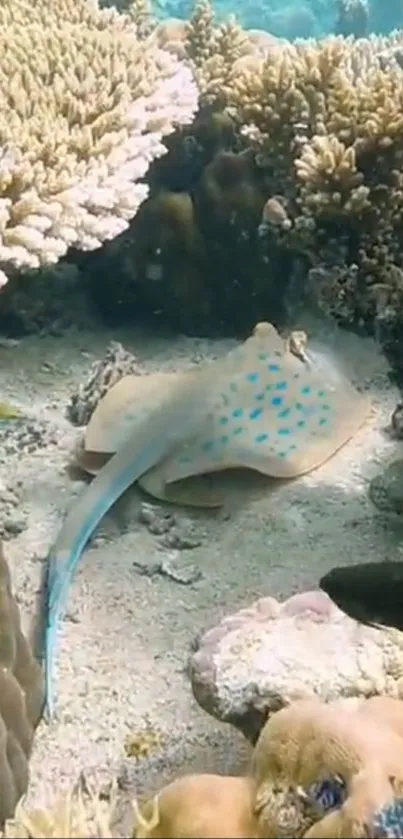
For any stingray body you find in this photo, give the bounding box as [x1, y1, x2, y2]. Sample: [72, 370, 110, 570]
[44, 322, 370, 717]
[80, 324, 370, 505]
[320, 562, 403, 631]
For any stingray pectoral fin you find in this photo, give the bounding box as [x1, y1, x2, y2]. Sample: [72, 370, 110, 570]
[44, 373, 213, 718]
[75, 446, 113, 476]
[86, 371, 190, 454]
[138, 466, 224, 507]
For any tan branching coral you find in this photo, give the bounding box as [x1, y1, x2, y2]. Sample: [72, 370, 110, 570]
[127, 0, 156, 41]
[181, 20, 403, 334]
[185, 2, 250, 105]
[0, 0, 198, 287]
[1, 780, 117, 838]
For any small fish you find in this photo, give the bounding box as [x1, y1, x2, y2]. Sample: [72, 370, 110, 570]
[320, 562, 403, 631]
[258, 195, 292, 236]
[0, 401, 22, 420]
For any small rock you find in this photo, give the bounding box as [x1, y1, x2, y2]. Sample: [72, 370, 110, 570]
[67, 341, 141, 426]
[2, 513, 27, 537]
[138, 503, 175, 535]
[369, 460, 403, 514]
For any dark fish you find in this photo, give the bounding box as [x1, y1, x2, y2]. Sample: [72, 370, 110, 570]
[319, 562, 403, 632]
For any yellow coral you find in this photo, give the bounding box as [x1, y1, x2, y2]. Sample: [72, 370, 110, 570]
[1, 782, 116, 838]
[0, 0, 198, 286]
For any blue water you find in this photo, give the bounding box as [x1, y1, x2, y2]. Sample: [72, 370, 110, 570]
[153, 0, 403, 41]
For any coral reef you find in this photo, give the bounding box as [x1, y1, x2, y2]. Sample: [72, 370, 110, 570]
[0, 540, 44, 827]
[9, 697, 403, 837]
[0, 0, 198, 287]
[8, 1, 403, 370]
[71, 8, 403, 380]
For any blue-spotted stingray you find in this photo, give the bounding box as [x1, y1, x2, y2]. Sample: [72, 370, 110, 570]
[44, 322, 370, 717]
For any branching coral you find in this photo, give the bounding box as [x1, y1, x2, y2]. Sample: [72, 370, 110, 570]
[0, 0, 198, 287]
[1, 781, 117, 838]
[181, 13, 403, 347]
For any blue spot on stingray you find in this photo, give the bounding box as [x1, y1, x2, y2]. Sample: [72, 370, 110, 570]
[265, 384, 273, 391]
[295, 402, 304, 411]
[250, 407, 264, 420]
[255, 432, 269, 443]
[229, 382, 238, 393]
[258, 352, 270, 361]
[318, 417, 328, 426]
[219, 416, 229, 426]
[317, 389, 326, 397]
[255, 392, 265, 401]
[297, 419, 306, 428]
[278, 407, 291, 418]
[268, 363, 280, 372]
[221, 435, 229, 444]
[275, 381, 288, 391]
[233, 407, 243, 418]
[301, 385, 312, 395]
[247, 372, 259, 383]
[233, 426, 244, 436]
[202, 440, 214, 452]
[278, 427, 291, 436]
[278, 451, 287, 458]
[322, 403, 331, 411]
[271, 396, 283, 407]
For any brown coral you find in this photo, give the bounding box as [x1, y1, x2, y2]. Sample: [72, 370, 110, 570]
[0, 540, 44, 826]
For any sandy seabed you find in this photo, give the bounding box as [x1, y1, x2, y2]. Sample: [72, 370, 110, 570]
[0, 313, 402, 809]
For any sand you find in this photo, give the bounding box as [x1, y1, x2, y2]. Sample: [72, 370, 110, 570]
[0, 313, 402, 812]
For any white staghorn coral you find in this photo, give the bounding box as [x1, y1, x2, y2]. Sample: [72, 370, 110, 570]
[0, 0, 198, 285]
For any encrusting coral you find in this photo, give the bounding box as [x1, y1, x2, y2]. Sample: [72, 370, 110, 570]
[0, 0, 198, 287]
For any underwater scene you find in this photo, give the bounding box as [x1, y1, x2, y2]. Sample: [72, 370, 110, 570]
[4, 0, 403, 836]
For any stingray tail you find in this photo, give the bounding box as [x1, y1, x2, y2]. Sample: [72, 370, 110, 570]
[42, 549, 74, 719]
[44, 619, 57, 719]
